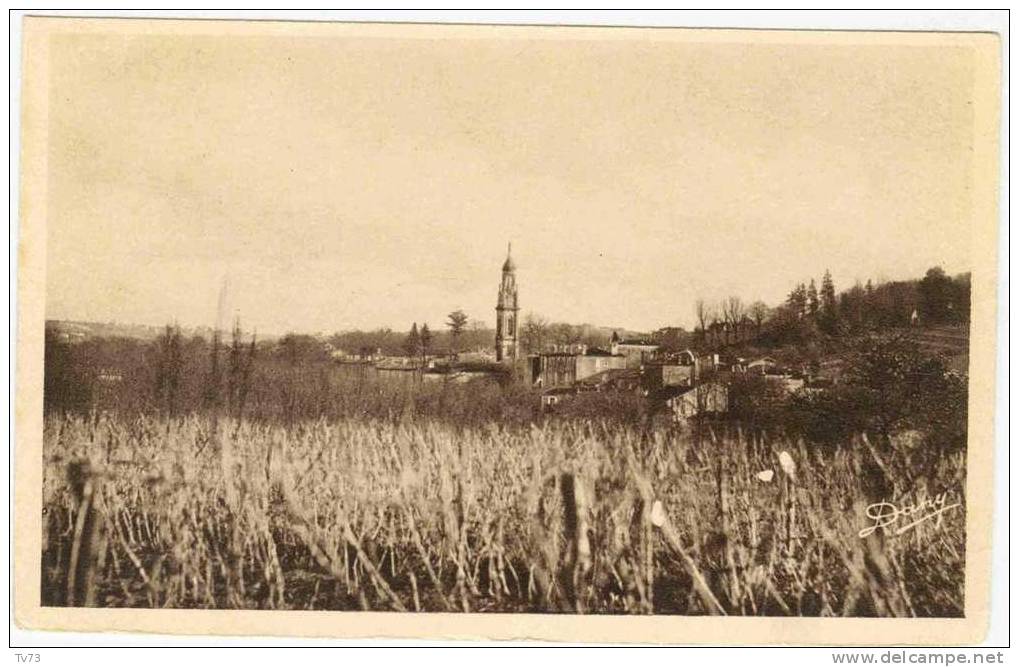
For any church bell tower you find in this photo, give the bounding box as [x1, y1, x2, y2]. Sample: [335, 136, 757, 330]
[495, 243, 519, 362]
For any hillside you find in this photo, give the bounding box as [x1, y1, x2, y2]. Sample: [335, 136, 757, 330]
[908, 324, 970, 374]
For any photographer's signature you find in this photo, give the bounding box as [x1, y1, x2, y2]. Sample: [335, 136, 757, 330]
[859, 491, 960, 538]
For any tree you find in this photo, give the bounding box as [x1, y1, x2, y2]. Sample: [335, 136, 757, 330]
[419, 323, 432, 360]
[842, 335, 967, 450]
[653, 326, 691, 351]
[548, 322, 575, 347]
[695, 299, 712, 341]
[277, 333, 325, 366]
[919, 266, 953, 324]
[748, 301, 770, 335]
[226, 321, 256, 420]
[463, 319, 490, 352]
[43, 328, 93, 414]
[521, 313, 549, 354]
[839, 282, 867, 333]
[722, 296, 745, 342]
[951, 273, 971, 323]
[819, 269, 839, 333]
[820, 270, 837, 313]
[154, 324, 184, 416]
[404, 322, 420, 357]
[446, 309, 468, 352]
[330, 328, 402, 357]
[787, 283, 808, 318]
[204, 328, 223, 410]
[807, 279, 820, 317]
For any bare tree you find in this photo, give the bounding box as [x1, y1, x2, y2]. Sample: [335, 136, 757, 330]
[722, 296, 745, 343]
[549, 322, 575, 347]
[695, 299, 713, 341]
[749, 301, 770, 335]
[521, 313, 549, 354]
[459, 319, 489, 353]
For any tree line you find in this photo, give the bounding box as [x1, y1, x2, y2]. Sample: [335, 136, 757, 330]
[331, 311, 637, 360]
[694, 266, 970, 350]
[327, 310, 489, 359]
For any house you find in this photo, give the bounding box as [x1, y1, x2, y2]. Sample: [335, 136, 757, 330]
[529, 345, 628, 389]
[697, 353, 723, 373]
[609, 332, 660, 369]
[642, 348, 701, 391]
[654, 382, 729, 422]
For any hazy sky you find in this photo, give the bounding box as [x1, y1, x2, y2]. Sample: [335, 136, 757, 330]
[44, 24, 979, 334]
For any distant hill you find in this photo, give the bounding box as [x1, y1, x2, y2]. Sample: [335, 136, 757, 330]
[46, 319, 281, 343]
[47, 320, 166, 342]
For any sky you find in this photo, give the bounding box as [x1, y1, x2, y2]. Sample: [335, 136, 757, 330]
[43, 23, 980, 335]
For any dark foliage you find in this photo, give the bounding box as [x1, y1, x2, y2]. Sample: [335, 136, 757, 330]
[728, 334, 967, 453]
[43, 329, 93, 414]
[551, 390, 650, 429]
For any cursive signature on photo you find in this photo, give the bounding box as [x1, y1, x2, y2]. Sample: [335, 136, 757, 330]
[859, 492, 961, 538]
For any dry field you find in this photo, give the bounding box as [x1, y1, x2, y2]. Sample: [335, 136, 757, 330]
[42, 413, 965, 616]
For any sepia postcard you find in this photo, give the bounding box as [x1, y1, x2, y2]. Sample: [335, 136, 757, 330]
[13, 16, 1003, 644]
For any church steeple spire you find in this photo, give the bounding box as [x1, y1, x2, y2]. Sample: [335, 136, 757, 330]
[502, 242, 516, 273]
